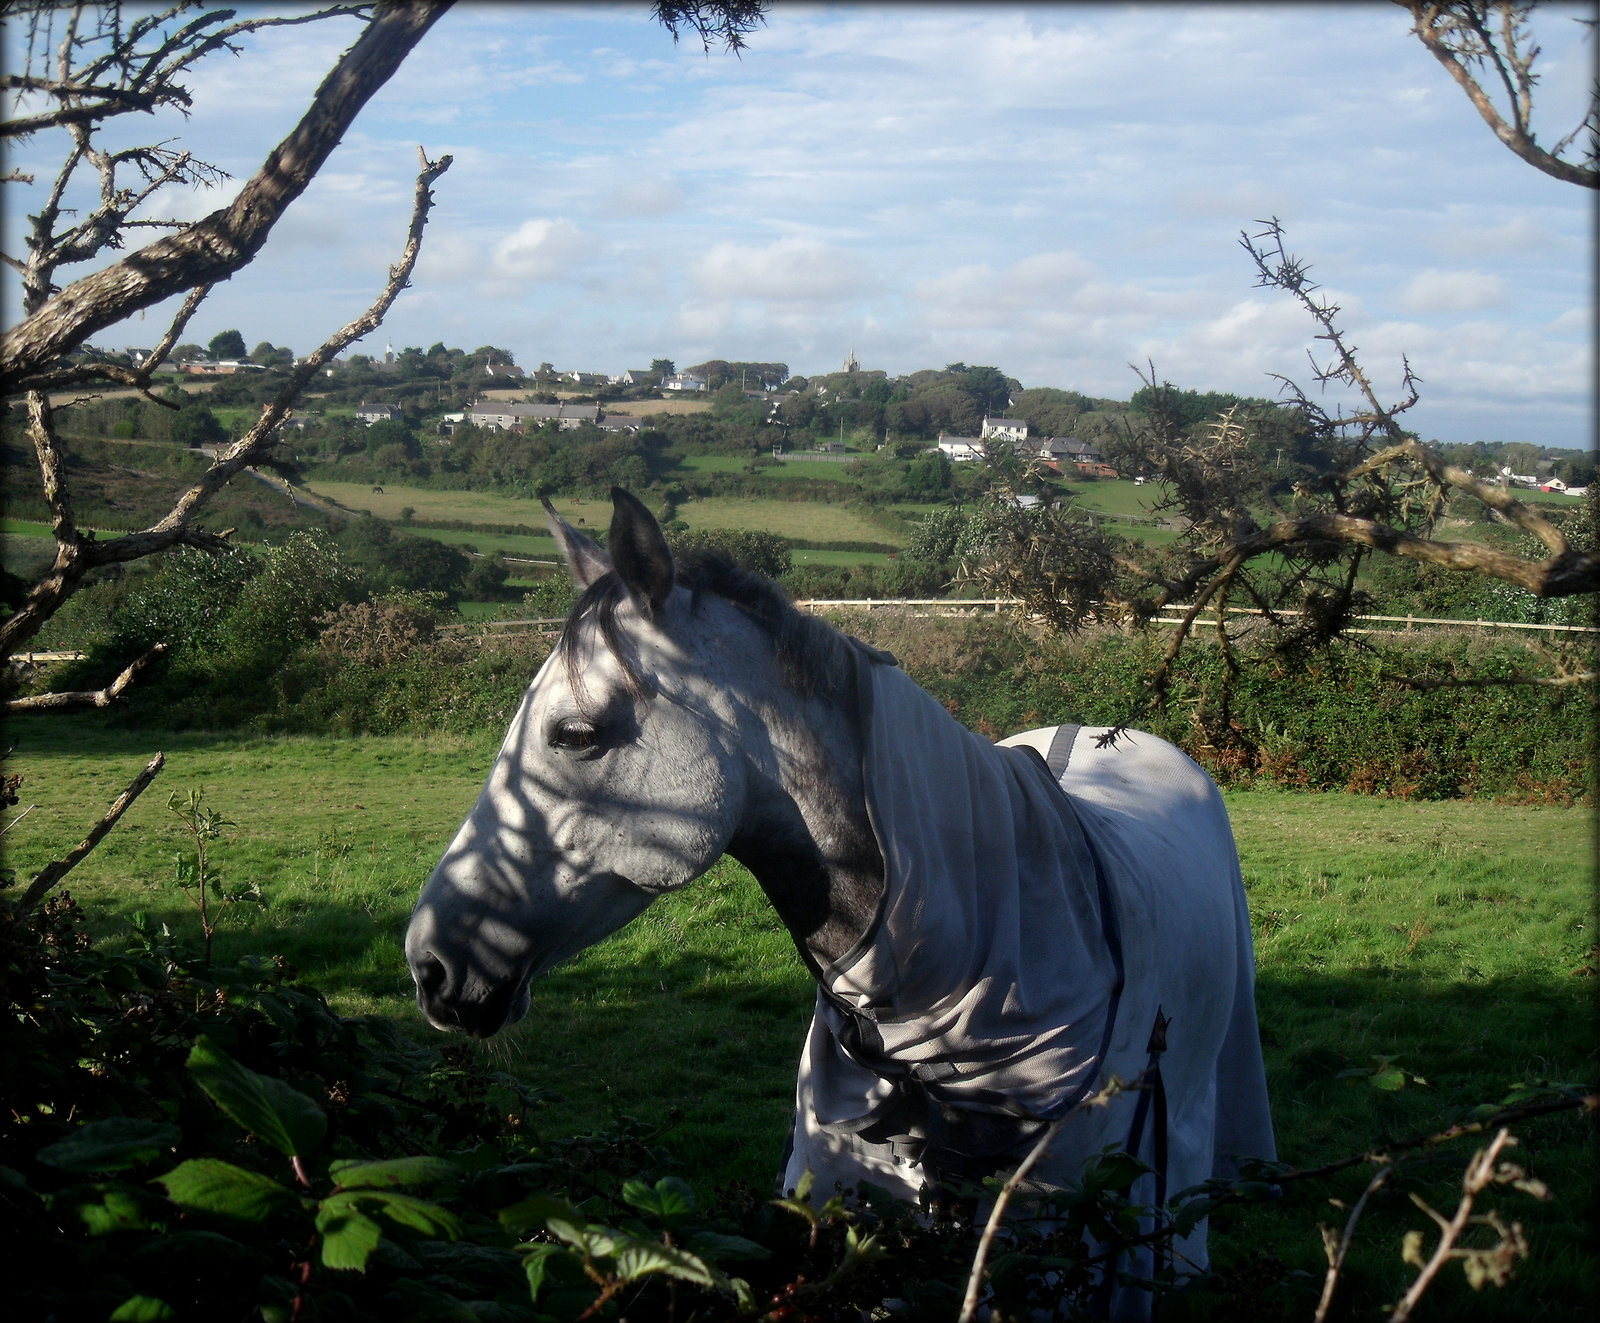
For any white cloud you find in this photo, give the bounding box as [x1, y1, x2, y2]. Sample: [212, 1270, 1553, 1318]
[4, 3, 1590, 448]
[1399, 268, 1510, 314]
[490, 218, 594, 282]
[693, 237, 870, 304]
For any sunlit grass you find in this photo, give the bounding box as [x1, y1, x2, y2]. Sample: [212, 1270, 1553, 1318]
[5, 718, 1591, 1316]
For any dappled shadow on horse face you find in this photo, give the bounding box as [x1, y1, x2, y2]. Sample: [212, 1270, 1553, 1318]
[404, 489, 751, 1037]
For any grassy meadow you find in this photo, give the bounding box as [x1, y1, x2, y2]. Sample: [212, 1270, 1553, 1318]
[4, 708, 1592, 1317]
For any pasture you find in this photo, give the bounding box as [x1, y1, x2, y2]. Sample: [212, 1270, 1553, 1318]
[301, 481, 599, 528]
[4, 711, 1591, 1316]
[669, 494, 904, 544]
[301, 481, 907, 550]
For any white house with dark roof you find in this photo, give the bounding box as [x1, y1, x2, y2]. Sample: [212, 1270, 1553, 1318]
[937, 434, 985, 462]
[597, 415, 645, 433]
[662, 372, 707, 392]
[981, 416, 1028, 443]
[355, 402, 402, 425]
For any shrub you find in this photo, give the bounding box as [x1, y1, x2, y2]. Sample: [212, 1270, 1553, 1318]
[316, 600, 435, 667]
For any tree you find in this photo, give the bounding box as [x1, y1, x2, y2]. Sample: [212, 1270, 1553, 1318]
[251, 340, 295, 368]
[967, 218, 1598, 734]
[905, 447, 953, 498]
[1, 1, 452, 680]
[651, 357, 677, 377]
[208, 329, 247, 360]
[170, 404, 226, 449]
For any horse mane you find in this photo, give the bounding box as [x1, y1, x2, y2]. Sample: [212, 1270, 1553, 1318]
[558, 547, 855, 705]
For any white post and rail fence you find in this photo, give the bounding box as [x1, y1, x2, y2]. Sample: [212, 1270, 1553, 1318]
[11, 601, 1589, 667]
[432, 600, 1597, 641]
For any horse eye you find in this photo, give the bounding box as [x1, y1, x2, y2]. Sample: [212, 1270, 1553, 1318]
[550, 718, 600, 751]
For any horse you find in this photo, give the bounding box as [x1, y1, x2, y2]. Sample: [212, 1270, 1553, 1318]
[405, 487, 1276, 1302]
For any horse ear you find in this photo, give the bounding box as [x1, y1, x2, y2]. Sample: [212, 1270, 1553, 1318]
[543, 496, 611, 588]
[607, 487, 675, 616]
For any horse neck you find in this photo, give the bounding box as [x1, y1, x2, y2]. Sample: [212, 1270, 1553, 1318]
[722, 650, 884, 974]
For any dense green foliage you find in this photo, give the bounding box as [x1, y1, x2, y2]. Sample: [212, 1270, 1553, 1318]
[0, 892, 1298, 1323]
[847, 615, 1590, 802]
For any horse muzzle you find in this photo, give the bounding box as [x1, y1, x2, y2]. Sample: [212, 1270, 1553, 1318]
[404, 900, 536, 1038]
[407, 946, 531, 1038]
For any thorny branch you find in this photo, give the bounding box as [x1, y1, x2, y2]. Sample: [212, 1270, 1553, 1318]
[1388, 1129, 1545, 1321]
[1399, 2, 1599, 188]
[957, 1074, 1134, 1323]
[1314, 1167, 1394, 1323]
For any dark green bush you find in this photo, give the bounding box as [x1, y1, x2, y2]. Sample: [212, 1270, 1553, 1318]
[843, 616, 1590, 802]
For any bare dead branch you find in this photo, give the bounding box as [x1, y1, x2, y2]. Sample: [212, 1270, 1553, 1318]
[145, 147, 453, 542]
[1, 643, 168, 716]
[1315, 1166, 1395, 1323]
[1, 2, 450, 388]
[13, 751, 166, 914]
[1, 6, 375, 139]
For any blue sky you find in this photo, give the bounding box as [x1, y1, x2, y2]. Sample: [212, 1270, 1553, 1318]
[5, 3, 1594, 447]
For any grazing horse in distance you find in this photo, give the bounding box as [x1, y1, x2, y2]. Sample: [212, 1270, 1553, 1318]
[405, 488, 1275, 1310]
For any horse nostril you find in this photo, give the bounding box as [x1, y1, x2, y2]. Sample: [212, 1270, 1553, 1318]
[414, 951, 447, 997]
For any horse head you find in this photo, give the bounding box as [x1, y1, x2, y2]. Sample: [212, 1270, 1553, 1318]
[403, 488, 871, 1037]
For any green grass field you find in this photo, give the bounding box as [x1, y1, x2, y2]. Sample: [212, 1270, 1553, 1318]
[670, 494, 903, 544]
[404, 523, 561, 561]
[671, 454, 866, 483]
[302, 481, 597, 528]
[3, 711, 1592, 1315]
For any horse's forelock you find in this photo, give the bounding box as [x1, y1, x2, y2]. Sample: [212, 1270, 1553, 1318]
[554, 553, 851, 706]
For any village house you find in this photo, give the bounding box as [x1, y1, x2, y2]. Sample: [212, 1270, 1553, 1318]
[661, 372, 708, 392]
[596, 415, 645, 434]
[466, 401, 601, 432]
[180, 358, 264, 376]
[980, 416, 1028, 443]
[614, 369, 658, 387]
[483, 361, 525, 381]
[355, 402, 402, 425]
[936, 434, 984, 462]
[1031, 436, 1103, 465]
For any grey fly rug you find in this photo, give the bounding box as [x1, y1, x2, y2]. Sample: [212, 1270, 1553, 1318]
[782, 646, 1275, 1277]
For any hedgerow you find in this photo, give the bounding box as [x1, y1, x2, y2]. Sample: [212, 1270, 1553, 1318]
[0, 893, 1298, 1322]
